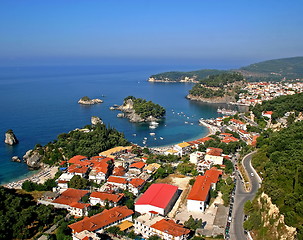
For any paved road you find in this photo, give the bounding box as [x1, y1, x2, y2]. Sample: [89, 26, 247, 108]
[229, 151, 260, 240]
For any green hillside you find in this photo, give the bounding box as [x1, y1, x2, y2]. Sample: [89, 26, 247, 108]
[238, 56, 303, 81]
[150, 69, 227, 82]
[149, 57, 303, 82]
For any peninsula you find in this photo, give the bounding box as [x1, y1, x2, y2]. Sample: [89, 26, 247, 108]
[78, 96, 103, 105]
[117, 96, 166, 123]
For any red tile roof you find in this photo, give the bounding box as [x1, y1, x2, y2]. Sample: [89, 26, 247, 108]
[220, 133, 233, 137]
[129, 178, 145, 188]
[230, 119, 245, 125]
[68, 155, 88, 164]
[129, 161, 146, 169]
[52, 188, 89, 206]
[68, 165, 89, 174]
[69, 202, 90, 209]
[206, 147, 223, 156]
[113, 166, 126, 176]
[90, 192, 124, 203]
[221, 136, 239, 143]
[93, 162, 108, 174]
[151, 219, 190, 237]
[135, 183, 178, 209]
[196, 137, 213, 143]
[107, 176, 128, 184]
[68, 206, 134, 233]
[187, 168, 222, 202]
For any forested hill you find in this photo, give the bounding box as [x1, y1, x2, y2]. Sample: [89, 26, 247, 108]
[149, 69, 226, 82]
[250, 121, 303, 238]
[149, 56, 303, 82]
[238, 56, 303, 81]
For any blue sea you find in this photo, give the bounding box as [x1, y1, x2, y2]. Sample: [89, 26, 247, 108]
[0, 64, 224, 184]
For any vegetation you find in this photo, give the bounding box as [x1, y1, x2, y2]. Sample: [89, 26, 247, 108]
[251, 121, 303, 237]
[35, 123, 129, 165]
[150, 69, 226, 82]
[80, 96, 91, 101]
[217, 177, 235, 206]
[124, 96, 166, 119]
[251, 92, 303, 120]
[22, 178, 57, 192]
[184, 215, 202, 230]
[0, 186, 67, 240]
[239, 56, 303, 81]
[188, 72, 244, 98]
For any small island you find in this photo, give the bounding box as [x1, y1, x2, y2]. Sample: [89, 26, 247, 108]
[78, 96, 103, 105]
[186, 72, 245, 103]
[117, 96, 166, 122]
[4, 129, 19, 145]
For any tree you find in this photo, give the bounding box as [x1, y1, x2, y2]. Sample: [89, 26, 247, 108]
[148, 235, 162, 240]
[22, 180, 36, 192]
[68, 175, 89, 189]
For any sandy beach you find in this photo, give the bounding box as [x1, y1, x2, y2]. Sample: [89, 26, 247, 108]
[3, 166, 58, 189]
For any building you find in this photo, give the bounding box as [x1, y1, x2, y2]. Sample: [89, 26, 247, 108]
[205, 147, 224, 165]
[135, 183, 179, 216]
[69, 206, 134, 235]
[144, 163, 161, 174]
[68, 202, 90, 217]
[52, 188, 89, 209]
[189, 151, 204, 164]
[73, 230, 100, 240]
[90, 191, 124, 207]
[173, 142, 191, 156]
[99, 146, 132, 159]
[187, 168, 222, 212]
[128, 178, 146, 196]
[107, 176, 128, 190]
[134, 214, 190, 240]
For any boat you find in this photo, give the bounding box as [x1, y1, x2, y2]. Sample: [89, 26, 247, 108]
[132, 133, 136, 136]
[185, 121, 189, 124]
[149, 125, 157, 129]
[160, 137, 164, 140]
[150, 133, 155, 136]
[144, 137, 147, 140]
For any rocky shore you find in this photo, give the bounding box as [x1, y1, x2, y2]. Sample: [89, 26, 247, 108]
[148, 77, 199, 83]
[78, 97, 103, 105]
[186, 94, 235, 104]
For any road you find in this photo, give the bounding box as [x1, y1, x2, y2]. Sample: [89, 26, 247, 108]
[229, 151, 261, 240]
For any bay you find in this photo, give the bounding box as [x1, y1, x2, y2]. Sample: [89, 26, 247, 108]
[0, 64, 221, 184]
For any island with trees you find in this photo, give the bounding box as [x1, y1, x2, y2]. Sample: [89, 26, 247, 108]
[117, 96, 166, 122]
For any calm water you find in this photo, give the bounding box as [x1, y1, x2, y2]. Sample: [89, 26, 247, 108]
[0, 64, 222, 184]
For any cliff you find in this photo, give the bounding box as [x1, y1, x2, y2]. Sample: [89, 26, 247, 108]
[78, 96, 103, 105]
[4, 129, 18, 145]
[91, 116, 103, 125]
[23, 149, 43, 169]
[186, 94, 235, 103]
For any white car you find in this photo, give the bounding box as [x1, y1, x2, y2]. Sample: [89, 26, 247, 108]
[251, 172, 254, 177]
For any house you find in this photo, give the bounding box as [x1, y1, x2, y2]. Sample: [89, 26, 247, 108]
[107, 176, 128, 190]
[135, 183, 179, 216]
[68, 202, 90, 217]
[205, 147, 224, 165]
[144, 163, 161, 174]
[68, 206, 134, 235]
[229, 119, 247, 130]
[112, 166, 126, 176]
[99, 146, 132, 159]
[219, 133, 233, 139]
[221, 136, 239, 144]
[128, 161, 146, 176]
[57, 180, 69, 189]
[90, 191, 124, 207]
[73, 230, 100, 240]
[134, 214, 190, 240]
[173, 142, 191, 156]
[67, 165, 89, 178]
[128, 178, 146, 196]
[187, 168, 222, 212]
[89, 161, 109, 183]
[189, 151, 204, 164]
[262, 111, 273, 119]
[164, 149, 179, 156]
[68, 155, 89, 165]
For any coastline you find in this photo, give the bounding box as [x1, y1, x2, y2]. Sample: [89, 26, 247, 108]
[3, 166, 58, 189]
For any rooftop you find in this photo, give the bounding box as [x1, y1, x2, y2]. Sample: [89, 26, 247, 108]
[52, 188, 89, 206]
[90, 192, 124, 203]
[135, 183, 178, 209]
[107, 176, 128, 184]
[151, 219, 190, 237]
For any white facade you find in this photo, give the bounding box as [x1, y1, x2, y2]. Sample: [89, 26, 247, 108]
[135, 204, 165, 216]
[204, 154, 223, 165]
[190, 151, 204, 164]
[187, 199, 206, 212]
[89, 171, 107, 183]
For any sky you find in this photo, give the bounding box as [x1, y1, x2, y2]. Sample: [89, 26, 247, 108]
[0, 0, 302, 67]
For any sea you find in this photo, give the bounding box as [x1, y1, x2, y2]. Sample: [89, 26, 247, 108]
[0, 64, 228, 185]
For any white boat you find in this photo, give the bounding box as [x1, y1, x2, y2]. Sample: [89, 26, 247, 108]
[149, 125, 157, 129]
[185, 121, 189, 124]
[144, 137, 147, 140]
[133, 133, 136, 136]
[150, 133, 156, 136]
[150, 121, 159, 125]
[160, 137, 164, 140]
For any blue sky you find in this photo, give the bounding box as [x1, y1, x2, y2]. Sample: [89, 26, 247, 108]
[0, 0, 302, 67]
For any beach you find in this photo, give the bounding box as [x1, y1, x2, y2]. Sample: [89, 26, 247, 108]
[3, 166, 58, 189]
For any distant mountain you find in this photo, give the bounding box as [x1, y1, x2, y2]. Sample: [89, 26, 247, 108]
[237, 56, 303, 81]
[149, 57, 303, 82]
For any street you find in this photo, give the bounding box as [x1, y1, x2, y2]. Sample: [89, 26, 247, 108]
[229, 151, 260, 240]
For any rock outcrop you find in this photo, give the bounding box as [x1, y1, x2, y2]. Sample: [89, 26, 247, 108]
[23, 150, 43, 169]
[11, 156, 21, 162]
[186, 94, 235, 104]
[78, 97, 103, 105]
[91, 116, 103, 125]
[4, 129, 18, 145]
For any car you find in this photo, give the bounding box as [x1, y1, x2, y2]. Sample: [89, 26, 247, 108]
[251, 172, 254, 177]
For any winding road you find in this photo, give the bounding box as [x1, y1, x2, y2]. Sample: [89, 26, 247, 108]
[229, 151, 261, 240]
